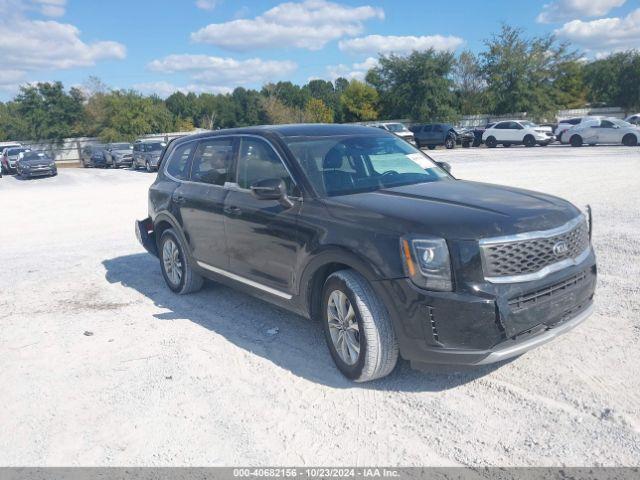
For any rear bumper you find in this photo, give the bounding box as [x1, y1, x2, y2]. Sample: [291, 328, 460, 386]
[135, 218, 158, 257]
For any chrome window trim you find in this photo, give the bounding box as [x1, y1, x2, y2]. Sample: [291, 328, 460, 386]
[479, 214, 586, 246]
[196, 261, 292, 300]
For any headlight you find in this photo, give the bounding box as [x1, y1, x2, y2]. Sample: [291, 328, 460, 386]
[400, 237, 453, 291]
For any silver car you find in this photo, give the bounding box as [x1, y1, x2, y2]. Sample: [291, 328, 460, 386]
[561, 118, 640, 147]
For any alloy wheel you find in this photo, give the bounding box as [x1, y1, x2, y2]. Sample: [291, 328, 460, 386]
[327, 290, 360, 365]
[162, 238, 183, 286]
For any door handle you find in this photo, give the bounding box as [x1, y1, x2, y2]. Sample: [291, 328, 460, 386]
[224, 205, 242, 216]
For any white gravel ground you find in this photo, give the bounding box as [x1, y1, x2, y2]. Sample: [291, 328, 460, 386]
[0, 145, 639, 466]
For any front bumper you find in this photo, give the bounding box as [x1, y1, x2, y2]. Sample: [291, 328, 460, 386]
[21, 167, 56, 177]
[378, 252, 597, 367]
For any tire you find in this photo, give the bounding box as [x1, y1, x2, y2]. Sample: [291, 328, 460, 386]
[486, 136, 497, 148]
[146, 160, 153, 173]
[427, 145, 436, 150]
[445, 134, 455, 150]
[416, 140, 423, 149]
[538, 142, 549, 147]
[622, 134, 638, 147]
[523, 135, 536, 147]
[82, 159, 88, 168]
[159, 229, 204, 295]
[570, 135, 583, 148]
[502, 143, 511, 148]
[321, 269, 399, 382]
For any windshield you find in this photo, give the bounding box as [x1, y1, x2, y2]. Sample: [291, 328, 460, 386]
[285, 134, 449, 197]
[22, 152, 46, 161]
[7, 148, 28, 156]
[520, 121, 538, 128]
[385, 123, 408, 132]
[612, 119, 632, 128]
[111, 143, 132, 150]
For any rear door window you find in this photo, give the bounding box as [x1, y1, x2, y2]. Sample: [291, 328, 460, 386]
[166, 142, 194, 180]
[190, 138, 234, 185]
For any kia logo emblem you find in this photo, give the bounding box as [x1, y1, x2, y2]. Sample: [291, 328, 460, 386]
[553, 241, 569, 256]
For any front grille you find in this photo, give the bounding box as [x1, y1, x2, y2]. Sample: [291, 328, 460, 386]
[508, 270, 588, 312]
[480, 216, 590, 282]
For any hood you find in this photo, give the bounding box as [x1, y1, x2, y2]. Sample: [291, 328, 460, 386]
[322, 179, 580, 240]
[21, 157, 54, 166]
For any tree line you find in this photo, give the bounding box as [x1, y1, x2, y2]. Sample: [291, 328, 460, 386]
[1, 25, 639, 143]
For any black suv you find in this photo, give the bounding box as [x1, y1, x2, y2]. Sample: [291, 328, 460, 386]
[136, 125, 597, 382]
[410, 123, 459, 150]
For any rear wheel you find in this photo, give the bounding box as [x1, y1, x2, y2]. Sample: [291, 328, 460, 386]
[159, 229, 203, 295]
[486, 136, 497, 148]
[322, 270, 398, 382]
[622, 134, 638, 147]
[523, 135, 536, 147]
[570, 135, 583, 147]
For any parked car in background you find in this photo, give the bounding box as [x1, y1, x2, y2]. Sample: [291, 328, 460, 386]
[625, 114, 640, 126]
[370, 122, 416, 145]
[554, 116, 601, 140]
[472, 123, 495, 147]
[453, 126, 474, 148]
[482, 120, 554, 148]
[561, 118, 640, 147]
[1, 147, 30, 174]
[80, 144, 109, 168]
[16, 151, 57, 178]
[105, 143, 134, 168]
[409, 123, 458, 150]
[136, 124, 596, 382]
[133, 140, 167, 172]
[0, 143, 23, 174]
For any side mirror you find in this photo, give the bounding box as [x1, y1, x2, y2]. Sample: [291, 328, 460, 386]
[250, 178, 294, 208]
[435, 161, 452, 174]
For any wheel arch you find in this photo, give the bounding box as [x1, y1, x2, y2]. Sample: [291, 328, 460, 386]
[299, 246, 384, 321]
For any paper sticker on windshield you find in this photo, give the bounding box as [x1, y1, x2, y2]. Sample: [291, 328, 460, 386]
[407, 152, 431, 168]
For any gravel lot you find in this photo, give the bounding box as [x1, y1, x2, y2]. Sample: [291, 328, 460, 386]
[1, 145, 639, 466]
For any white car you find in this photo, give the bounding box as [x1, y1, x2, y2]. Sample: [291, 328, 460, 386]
[554, 116, 601, 140]
[482, 120, 555, 148]
[370, 122, 416, 145]
[561, 118, 640, 147]
[625, 113, 640, 126]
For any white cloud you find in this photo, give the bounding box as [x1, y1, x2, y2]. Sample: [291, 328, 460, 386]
[326, 57, 378, 81]
[191, 0, 384, 51]
[148, 54, 297, 88]
[537, 0, 626, 23]
[195, 0, 218, 10]
[338, 34, 464, 55]
[134, 81, 232, 98]
[555, 8, 640, 52]
[0, 0, 67, 17]
[0, 19, 126, 70]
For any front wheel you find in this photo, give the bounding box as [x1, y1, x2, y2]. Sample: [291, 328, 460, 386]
[570, 135, 583, 147]
[622, 134, 638, 147]
[485, 136, 497, 148]
[322, 270, 399, 382]
[523, 135, 536, 147]
[159, 229, 204, 295]
[146, 160, 153, 172]
[444, 134, 455, 149]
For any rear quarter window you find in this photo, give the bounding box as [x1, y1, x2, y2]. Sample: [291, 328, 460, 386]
[165, 142, 194, 180]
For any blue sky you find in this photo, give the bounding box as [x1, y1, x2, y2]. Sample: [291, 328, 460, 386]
[0, 0, 638, 100]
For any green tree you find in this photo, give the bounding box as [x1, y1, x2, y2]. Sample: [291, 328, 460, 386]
[584, 51, 640, 111]
[553, 60, 588, 109]
[304, 98, 334, 123]
[453, 50, 488, 115]
[367, 50, 457, 122]
[340, 80, 379, 122]
[480, 25, 580, 117]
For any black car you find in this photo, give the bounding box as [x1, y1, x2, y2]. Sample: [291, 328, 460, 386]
[80, 144, 109, 168]
[472, 123, 496, 147]
[409, 123, 458, 150]
[105, 143, 134, 168]
[136, 124, 597, 382]
[453, 126, 475, 148]
[16, 151, 57, 178]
